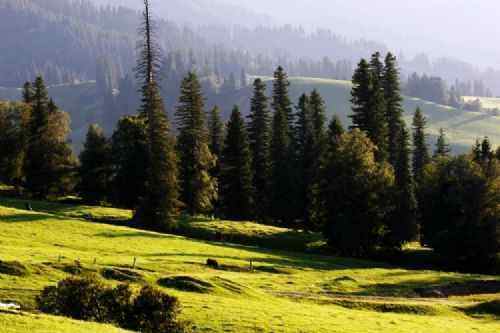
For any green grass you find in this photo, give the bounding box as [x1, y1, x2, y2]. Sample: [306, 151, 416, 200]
[463, 96, 500, 111]
[0, 198, 500, 332]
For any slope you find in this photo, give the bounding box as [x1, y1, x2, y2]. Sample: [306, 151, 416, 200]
[0, 198, 499, 332]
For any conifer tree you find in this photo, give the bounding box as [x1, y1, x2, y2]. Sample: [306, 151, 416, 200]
[327, 115, 345, 148]
[434, 128, 451, 158]
[270, 105, 296, 224]
[24, 76, 76, 197]
[111, 115, 148, 208]
[272, 66, 294, 129]
[208, 106, 224, 161]
[79, 124, 112, 204]
[134, 0, 180, 231]
[176, 72, 217, 215]
[472, 138, 482, 163]
[481, 136, 493, 163]
[270, 67, 298, 224]
[383, 53, 404, 166]
[247, 78, 271, 220]
[350, 58, 388, 160]
[412, 108, 430, 182]
[22, 82, 34, 104]
[220, 106, 254, 220]
[387, 126, 418, 246]
[296, 90, 327, 228]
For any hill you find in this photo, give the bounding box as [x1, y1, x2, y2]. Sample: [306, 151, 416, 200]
[287, 77, 500, 152]
[0, 198, 499, 332]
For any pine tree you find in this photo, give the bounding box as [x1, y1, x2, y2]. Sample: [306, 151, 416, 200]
[133, 0, 180, 231]
[472, 138, 482, 163]
[350, 58, 387, 160]
[79, 124, 112, 204]
[387, 126, 418, 247]
[295, 90, 327, 228]
[383, 53, 404, 166]
[111, 115, 148, 208]
[481, 136, 492, 163]
[247, 78, 271, 221]
[208, 106, 224, 161]
[22, 82, 34, 104]
[270, 67, 298, 224]
[412, 108, 430, 182]
[326, 115, 345, 148]
[176, 72, 217, 215]
[220, 106, 254, 220]
[272, 66, 294, 129]
[24, 76, 76, 198]
[434, 128, 451, 158]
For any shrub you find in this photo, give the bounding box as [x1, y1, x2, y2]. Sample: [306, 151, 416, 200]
[37, 276, 189, 332]
[128, 285, 187, 333]
[36, 275, 108, 321]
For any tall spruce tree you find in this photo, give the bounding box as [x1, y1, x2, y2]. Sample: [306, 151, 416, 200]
[176, 72, 217, 215]
[387, 126, 418, 246]
[79, 124, 112, 204]
[350, 58, 388, 160]
[272, 66, 294, 127]
[133, 0, 180, 231]
[270, 67, 298, 224]
[247, 78, 271, 221]
[412, 108, 430, 182]
[296, 90, 327, 228]
[434, 128, 451, 158]
[220, 106, 254, 220]
[383, 53, 404, 166]
[208, 106, 224, 161]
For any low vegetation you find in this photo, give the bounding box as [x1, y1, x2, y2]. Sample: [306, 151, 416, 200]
[0, 200, 499, 332]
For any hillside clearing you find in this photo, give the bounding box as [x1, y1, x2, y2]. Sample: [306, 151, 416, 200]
[0, 199, 499, 332]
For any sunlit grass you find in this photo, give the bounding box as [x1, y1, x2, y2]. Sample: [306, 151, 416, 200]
[0, 199, 499, 332]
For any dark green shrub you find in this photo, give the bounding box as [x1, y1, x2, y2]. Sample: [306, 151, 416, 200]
[128, 285, 188, 333]
[36, 275, 107, 321]
[37, 276, 189, 332]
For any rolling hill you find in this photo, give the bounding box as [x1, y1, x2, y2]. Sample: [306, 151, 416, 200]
[0, 197, 499, 332]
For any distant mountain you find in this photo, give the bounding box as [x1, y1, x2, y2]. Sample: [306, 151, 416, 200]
[91, 0, 273, 27]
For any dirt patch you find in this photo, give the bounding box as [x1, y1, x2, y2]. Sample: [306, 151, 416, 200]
[0, 261, 28, 277]
[158, 276, 214, 293]
[330, 299, 439, 315]
[211, 277, 246, 294]
[101, 268, 143, 282]
[415, 280, 500, 298]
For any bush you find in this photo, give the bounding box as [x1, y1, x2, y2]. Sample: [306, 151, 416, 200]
[37, 276, 189, 332]
[128, 286, 188, 333]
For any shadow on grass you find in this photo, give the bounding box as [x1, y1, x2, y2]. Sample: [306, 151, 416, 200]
[0, 213, 66, 223]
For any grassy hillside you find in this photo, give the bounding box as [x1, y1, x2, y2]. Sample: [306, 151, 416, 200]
[284, 77, 500, 153]
[463, 96, 500, 111]
[0, 198, 499, 332]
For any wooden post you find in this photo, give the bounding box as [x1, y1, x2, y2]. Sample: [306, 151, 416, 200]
[132, 257, 137, 269]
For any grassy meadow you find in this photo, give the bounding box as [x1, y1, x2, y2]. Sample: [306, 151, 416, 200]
[0, 198, 499, 332]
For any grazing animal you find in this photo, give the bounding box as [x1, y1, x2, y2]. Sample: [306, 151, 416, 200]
[206, 258, 219, 269]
